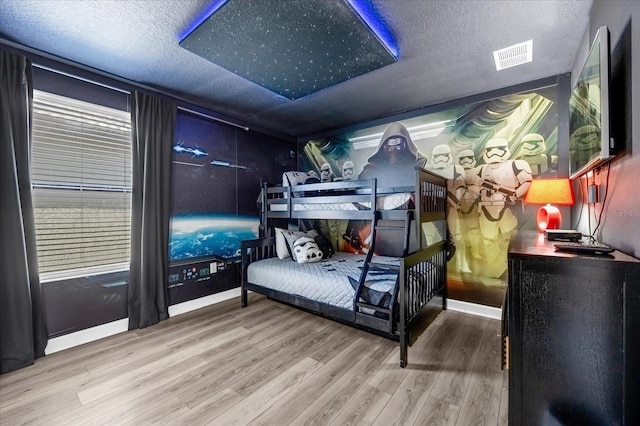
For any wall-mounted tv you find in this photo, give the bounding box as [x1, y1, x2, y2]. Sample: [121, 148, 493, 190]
[569, 25, 614, 179]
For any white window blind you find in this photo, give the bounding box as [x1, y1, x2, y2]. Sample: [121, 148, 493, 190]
[31, 90, 132, 277]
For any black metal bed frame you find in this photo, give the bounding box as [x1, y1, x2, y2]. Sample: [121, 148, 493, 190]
[241, 167, 448, 367]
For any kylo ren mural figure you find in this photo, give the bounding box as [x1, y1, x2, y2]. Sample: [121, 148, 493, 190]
[357, 122, 428, 187]
[300, 87, 560, 307]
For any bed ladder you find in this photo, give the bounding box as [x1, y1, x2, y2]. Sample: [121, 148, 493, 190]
[354, 209, 415, 334]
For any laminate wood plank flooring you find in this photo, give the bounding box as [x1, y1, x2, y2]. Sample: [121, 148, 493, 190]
[0, 294, 508, 425]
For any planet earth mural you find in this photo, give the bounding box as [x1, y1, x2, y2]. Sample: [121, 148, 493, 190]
[169, 214, 259, 261]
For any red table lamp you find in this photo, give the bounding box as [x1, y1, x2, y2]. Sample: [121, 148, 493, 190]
[524, 178, 574, 232]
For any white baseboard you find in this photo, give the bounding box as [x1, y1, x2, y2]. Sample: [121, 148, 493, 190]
[168, 288, 241, 316]
[45, 318, 129, 355]
[45, 288, 241, 355]
[448, 299, 502, 320]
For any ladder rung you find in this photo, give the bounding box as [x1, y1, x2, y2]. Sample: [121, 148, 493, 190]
[356, 302, 391, 314]
[367, 262, 400, 271]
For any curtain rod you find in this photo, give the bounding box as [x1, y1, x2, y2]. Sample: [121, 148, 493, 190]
[33, 63, 130, 94]
[177, 106, 249, 131]
[2, 40, 251, 132]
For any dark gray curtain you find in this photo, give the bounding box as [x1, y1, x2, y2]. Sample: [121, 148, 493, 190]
[128, 91, 175, 329]
[0, 50, 48, 373]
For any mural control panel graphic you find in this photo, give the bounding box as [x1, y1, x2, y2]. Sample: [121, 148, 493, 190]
[167, 257, 236, 305]
[168, 259, 227, 289]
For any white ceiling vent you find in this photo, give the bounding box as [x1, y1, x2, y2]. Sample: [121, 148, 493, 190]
[493, 39, 533, 71]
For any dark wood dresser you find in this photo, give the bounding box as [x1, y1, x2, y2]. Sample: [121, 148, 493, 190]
[505, 231, 640, 425]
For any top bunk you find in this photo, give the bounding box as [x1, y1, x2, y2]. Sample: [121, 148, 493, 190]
[260, 167, 447, 250]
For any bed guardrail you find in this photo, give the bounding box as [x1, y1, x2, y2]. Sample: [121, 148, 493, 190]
[263, 178, 378, 221]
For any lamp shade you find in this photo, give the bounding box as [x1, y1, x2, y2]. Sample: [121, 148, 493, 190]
[524, 178, 574, 205]
[524, 178, 574, 233]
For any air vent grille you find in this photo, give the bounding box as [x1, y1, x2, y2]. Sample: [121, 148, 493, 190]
[493, 40, 533, 71]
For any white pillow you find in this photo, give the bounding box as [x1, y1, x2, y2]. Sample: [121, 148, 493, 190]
[377, 193, 412, 210]
[274, 228, 318, 259]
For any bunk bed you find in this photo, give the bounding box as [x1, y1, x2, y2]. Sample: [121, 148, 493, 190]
[240, 167, 448, 367]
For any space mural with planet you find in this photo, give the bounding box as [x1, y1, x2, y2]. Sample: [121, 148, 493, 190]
[169, 111, 297, 264]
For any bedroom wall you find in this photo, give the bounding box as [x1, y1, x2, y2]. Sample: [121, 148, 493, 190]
[572, 0, 640, 256]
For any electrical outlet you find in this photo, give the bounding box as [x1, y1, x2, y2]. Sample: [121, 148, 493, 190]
[587, 184, 598, 204]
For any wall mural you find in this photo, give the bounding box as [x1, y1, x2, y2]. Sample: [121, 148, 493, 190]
[169, 112, 296, 262]
[300, 86, 559, 307]
[168, 111, 296, 303]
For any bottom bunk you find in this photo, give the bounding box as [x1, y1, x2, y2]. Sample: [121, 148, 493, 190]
[240, 236, 447, 367]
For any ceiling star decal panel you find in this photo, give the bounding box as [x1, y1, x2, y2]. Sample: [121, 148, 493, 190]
[179, 0, 397, 100]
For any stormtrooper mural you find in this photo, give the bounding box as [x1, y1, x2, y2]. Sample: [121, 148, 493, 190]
[456, 149, 482, 274]
[299, 89, 558, 307]
[427, 145, 468, 272]
[333, 160, 356, 182]
[341, 161, 355, 180]
[517, 133, 554, 177]
[475, 138, 532, 278]
[320, 162, 334, 182]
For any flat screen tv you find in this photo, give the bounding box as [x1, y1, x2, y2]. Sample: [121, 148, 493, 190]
[569, 25, 613, 179]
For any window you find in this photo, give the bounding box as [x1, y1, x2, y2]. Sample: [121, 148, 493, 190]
[31, 90, 132, 280]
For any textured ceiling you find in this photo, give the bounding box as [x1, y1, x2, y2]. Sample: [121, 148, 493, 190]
[0, 0, 593, 139]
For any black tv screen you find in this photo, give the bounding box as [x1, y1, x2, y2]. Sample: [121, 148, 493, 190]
[569, 26, 613, 179]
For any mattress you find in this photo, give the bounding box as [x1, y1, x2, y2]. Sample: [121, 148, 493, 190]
[268, 192, 412, 212]
[246, 252, 400, 310]
[269, 201, 360, 212]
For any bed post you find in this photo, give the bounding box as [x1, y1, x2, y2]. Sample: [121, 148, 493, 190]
[399, 262, 407, 368]
[443, 254, 448, 311]
[241, 268, 249, 307]
[260, 183, 267, 237]
[241, 287, 248, 308]
[241, 240, 249, 308]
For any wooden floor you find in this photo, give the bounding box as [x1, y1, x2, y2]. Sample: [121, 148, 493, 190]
[0, 294, 508, 425]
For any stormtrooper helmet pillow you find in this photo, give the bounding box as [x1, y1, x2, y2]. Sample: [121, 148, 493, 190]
[275, 228, 318, 259]
[291, 236, 323, 263]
